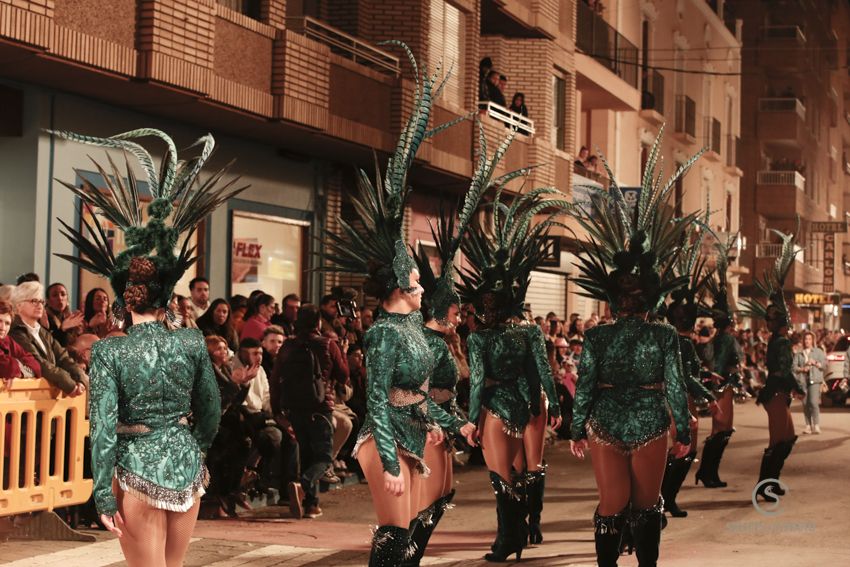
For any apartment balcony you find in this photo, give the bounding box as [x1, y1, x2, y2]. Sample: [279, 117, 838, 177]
[754, 248, 820, 291]
[703, 117, 722, 162]
[756, 170, 820, 220]
[757, 98, 807, 149]
[673, 95, 697, 144]
[575, 0, 640, 111]
[480, 0, 560, 39]
[639, 69, 665, 126]
[758, 26, 810, 70]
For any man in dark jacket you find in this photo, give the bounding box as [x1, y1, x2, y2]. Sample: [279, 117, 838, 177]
[9, 282, 87, 395]
[270, 304, 348, 519]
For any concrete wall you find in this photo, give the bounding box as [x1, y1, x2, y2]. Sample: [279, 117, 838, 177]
[1, 82, 316, 307]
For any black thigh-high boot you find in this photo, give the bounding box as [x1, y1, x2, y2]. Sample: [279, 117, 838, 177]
[630, 499, 664, 567]
[484, 471, 524, 562]
[711, 429, 734, 487]
[402, 490, 456, 566]
[369, 525, 412, 567]
[661, 451, 695, 517]
[594, 506, 627, 567]
[526, 462, 547, 544]
[695, 430, 733, 488]
[754, 446, 779, 502]
[771, 435, 798, 495]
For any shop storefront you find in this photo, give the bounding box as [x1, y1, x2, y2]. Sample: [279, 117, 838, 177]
[791, 292, 842, 330]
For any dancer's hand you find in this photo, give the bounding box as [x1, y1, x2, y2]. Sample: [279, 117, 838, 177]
[100, 511, 125, 537]
[383, 471, 405, 496]
[427, 428, 445, 446]
[549, 414, 563, 430]
[672, 441, 691, 459]
[570, 439, 588, 460]
[460, 422, 477, 447]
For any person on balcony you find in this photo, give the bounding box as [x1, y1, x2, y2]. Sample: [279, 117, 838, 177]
[485, 70, 506, 107]
[509, 93, 530, 135]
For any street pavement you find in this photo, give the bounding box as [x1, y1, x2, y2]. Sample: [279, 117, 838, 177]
[2, 400, 848, 566]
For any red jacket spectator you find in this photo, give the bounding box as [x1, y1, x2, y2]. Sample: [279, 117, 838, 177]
[0, 335, 41, 378]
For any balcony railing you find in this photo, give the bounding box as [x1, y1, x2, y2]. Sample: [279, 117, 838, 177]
[576, 1, 639, 88]
[757, 170, 806, 191]
[758, 97, 806, 119]
[285, 16, 401, 75]
[675, 95, 696, 138]
[756, 242, 806, 262]
[761, 25, 806, 44]
[478, 101, 536, 135]
[704, 117, 721, 154]
[573, 163, 610, 189]
[641, 69, 664, 114]
[726, 134, 740, 168]
[217, 0, 261, 20]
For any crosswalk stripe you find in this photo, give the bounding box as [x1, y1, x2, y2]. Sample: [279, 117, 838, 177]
[2, 538, 200, 567]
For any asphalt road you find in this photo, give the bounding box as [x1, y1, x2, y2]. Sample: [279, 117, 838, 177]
[3, 400, 849, 566]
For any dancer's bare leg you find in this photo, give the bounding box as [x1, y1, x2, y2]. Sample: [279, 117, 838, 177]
[521, 396, 548, 472]
[421, 441, 449, 509]
[358, 437, 417, 527]
[629, 436, 668, 509]
[114, 481, 167, 567]
[764, 394, 794, 447]
[589, 441, 631, 515]
[481, 412, 523, 480]
[711, 389, 734, 434]
[165, 499, 201, 567]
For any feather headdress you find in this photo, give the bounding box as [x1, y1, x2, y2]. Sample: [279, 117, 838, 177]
[666, 206, 716, 330]
[322, 41, 470, 297]
[413, 124, 523, 323]
[739, 220, 800, 326]
[568, 127, 703, 315]
[703, 227, 740, 328]
[456, 148, 571, 325]
[52, 128, 248, 318]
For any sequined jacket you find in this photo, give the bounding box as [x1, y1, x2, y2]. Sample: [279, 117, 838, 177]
[360, 310, 466, 476]
[88, 322, 221, 515]
[757, 333, 805, 405]
[423, 327, 461, 417]
[571, 318, 691, 450]
[710, 332, 741, 392]
[677, 334, 715, 405]
[467, 324, 560, 436]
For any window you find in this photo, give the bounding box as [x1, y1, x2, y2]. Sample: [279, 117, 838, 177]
[725, 191, 733, 232]
[641, 20, 651, 93]
[231, 211, 308, 301]
[217, 0, 261, 20]
[429, 0, 466, 108]
[552, 74, 567, 151]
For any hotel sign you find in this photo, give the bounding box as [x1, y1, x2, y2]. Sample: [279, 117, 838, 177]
[810, 221, 847, 233]
[824, 233, 835, 292]
[794, 292, 836, 306]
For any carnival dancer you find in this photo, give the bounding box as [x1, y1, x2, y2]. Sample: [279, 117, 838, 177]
[53, 128, 246, 565]
[404, 132, 499, 565]
[568, 131, 697, 567]
[695, 233, 741, 489]
[457, 175, 567, 562]
[740, 228, 805, 502]
[662, 223, 719, 518]
[322, 42, 476, 566]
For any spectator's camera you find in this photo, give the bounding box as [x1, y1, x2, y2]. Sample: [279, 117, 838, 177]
[332, 286, 359, 319]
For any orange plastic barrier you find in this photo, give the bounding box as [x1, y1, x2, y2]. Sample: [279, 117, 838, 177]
[0, 378, 92, 516]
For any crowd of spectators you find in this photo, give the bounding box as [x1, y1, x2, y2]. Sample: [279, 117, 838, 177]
[478, 57, 530, 134]
[3, 269, 846, 524]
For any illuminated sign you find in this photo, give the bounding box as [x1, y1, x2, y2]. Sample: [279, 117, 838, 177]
[810, 221, 847, 233]
[793, 292, 836, 306]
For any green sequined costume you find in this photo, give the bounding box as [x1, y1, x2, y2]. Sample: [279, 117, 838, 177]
[88, 322, 221, 516]
[677, 334, 715, 404]
[423, 327, 462, 417]
[757, 334, 804, 406]
[710, 332, 742, 393]
[355, 310, 466, 477]
[571, 318, 691, 453]
[468, 324, 560, 438]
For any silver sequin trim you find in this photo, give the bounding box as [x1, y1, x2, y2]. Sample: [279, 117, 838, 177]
[586, 418, 668, 455]
[116, 465, 208, 512]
